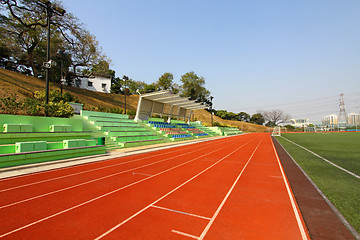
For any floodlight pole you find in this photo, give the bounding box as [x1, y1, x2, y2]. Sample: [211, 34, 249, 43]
[210, 96, 214, 127]
[58, 50, 66, 95]
[45, 2, 52, 105]
[39, 0, 65, 105]
[124, 75, 128, 114]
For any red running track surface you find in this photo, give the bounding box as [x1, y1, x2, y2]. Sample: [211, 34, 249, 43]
[0, 133, 309, 239]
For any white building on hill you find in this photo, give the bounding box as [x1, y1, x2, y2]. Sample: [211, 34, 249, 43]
[73, 74, 111, 93]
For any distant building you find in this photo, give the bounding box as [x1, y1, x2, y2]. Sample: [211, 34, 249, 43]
[72, 74, 111, 93]
[289, 118, 310, 128]
[322, 114, 338, 125]
[348, 113, 360, 125]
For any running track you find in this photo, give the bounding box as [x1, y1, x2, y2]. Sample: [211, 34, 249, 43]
[0, 133, 309, 239]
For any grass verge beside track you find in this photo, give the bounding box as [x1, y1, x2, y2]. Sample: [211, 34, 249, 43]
[276, 133, 360, 234]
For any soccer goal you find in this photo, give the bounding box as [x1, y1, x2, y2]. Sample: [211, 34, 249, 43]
[271, 126, 281, 136]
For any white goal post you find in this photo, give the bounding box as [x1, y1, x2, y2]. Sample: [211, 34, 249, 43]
[271, 126, 281, 136]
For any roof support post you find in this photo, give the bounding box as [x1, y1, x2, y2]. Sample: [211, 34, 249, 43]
[168, 104, 174, 123]
[134, 95, 143, 122]
[187, 110, 193, 124]
[160, 102, 165, 118]
[149, 101, 155, 119]
[176, 106, 181, 121]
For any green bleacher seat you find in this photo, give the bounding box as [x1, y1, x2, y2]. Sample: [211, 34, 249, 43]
[49, 125, 72, 132]
[15, 141, 47, 153]
[3, 123, 33, 133]
[63, 139, 87, 149]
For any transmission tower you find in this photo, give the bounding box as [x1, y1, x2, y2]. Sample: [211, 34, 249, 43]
[338, 93, 348, 124]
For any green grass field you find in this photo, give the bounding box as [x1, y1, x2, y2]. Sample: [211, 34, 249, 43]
[276, 132, 360, 234]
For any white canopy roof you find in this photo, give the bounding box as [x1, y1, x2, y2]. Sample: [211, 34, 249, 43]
[134, 90, 206, 122]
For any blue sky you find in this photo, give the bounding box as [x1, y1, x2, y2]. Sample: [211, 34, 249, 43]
[60, 0, 360, 123]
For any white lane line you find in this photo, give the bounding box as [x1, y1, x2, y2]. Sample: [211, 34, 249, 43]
[198, 138, 262, 240]
[0, 137, 241, 239]
[270, 175, 283, 178]
[94, 137, 256, 240]
[132, 172, 153, 177]
[271, 136, 309, 240]
[0, 139, 219, 192]
[0, 148, 204, 209]
[151, 205, 211, 220]
[0, 140, 225, 209]
[172, 230, 199, 239]
[280, 136, 360, 180]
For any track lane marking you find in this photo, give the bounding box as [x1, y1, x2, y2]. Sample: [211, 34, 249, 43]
[198, 138, 262, 240]
[271, 135, 310, 240]
[0, 138, 225, 192]
[0, 148, 204, 209]
[172, 230, 199, 239]
[0, 136, 245, 238]
[151, 205, 211, 220]
[132, 172, 153, 177]
[94, 136, 257, 239]
[270, 175, 283, 178]
[0, 139, 231, 209]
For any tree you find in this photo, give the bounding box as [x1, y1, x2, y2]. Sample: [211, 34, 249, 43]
[180, 71, 210, 103]
[250, 113, 265, 125]
[214, 110, 228, 119]
[128, 80, 146, 95]
[213, 110, 239, 121]
[170, 83, 180, 94]
[82, 59, 115, 85]
[143, 83, 157, 93]
[238, 112, 250, 122]
[265, 121, 276, 127]
[284, 124, 295, 131]
[0, 0, 50, 76]
[0, 0, 105, 78]
[69, 29, 103, 75]
[260, 109, 290, 125]
[157, 72, 173, 90]
[110, 75, 148, 95]
[110, 76, 123, 94]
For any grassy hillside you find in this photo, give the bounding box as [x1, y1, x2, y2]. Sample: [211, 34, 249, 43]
[0, 68, 269, 132]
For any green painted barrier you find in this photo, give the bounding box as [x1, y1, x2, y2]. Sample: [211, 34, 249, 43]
[0, 146, 107, 168]
[0, 114, 83, 132]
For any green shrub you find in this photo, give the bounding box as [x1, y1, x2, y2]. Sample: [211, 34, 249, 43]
[44, 101, 74, 118]
[34, 89, 78, 103]
[22, 98, 43, 116]
[0, 90, 77, 118]
[109, 108, 123, 114]
[126, 109, 136, 117]
[213, 122, 226, 127]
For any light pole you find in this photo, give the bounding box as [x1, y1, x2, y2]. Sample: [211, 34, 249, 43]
[57, 50, 67, 95]
[210, 96, 214, 127]
[38, 0, 65, 105]
[123, 75, 128, 114]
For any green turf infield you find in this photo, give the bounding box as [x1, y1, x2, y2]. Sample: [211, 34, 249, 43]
[276, 132, 360, 234]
